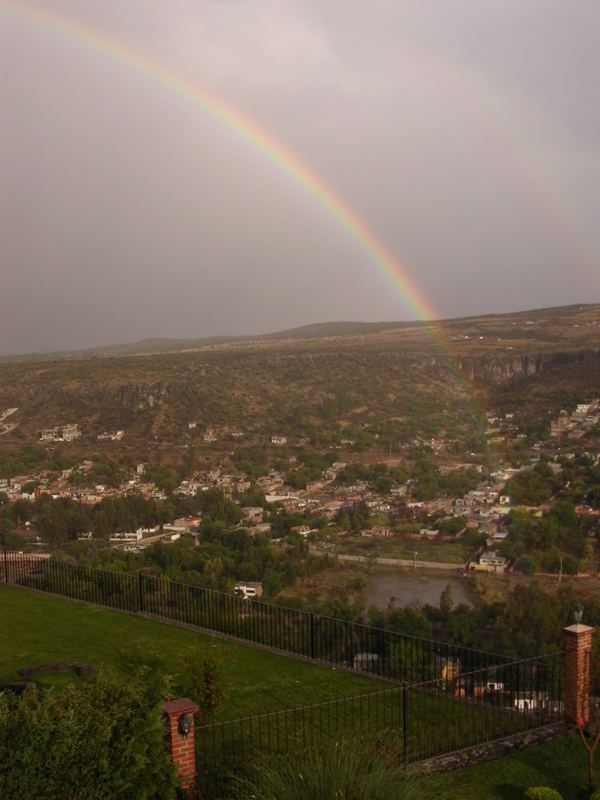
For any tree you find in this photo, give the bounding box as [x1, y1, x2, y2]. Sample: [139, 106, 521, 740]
[346, 576, 366, 603]
[440, 584, 454, 617]
[13, 499, 33, 527]
[263, 566, 282, 598]
[36, 503, 67, 547]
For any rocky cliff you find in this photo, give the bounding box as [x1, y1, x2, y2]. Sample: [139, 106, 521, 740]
[456, 348, 600, 384]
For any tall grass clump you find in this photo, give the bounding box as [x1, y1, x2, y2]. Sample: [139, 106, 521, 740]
[233, 734, 436, 800]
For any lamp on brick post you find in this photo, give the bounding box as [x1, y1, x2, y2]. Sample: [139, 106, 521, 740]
[162, 697, 200, 795]
[564, 603, 594, 726]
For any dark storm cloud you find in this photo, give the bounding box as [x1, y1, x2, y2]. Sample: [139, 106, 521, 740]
[1, 0, 598, 353]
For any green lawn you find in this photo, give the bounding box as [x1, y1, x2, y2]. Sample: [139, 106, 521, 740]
[430, 732, 598, 800]
[0, 584, 382, 719]
[2, 587, 597, 798]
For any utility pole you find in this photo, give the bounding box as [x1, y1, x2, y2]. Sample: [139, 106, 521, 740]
[559, 554, 563, 584]
[414, 550, 418, 571]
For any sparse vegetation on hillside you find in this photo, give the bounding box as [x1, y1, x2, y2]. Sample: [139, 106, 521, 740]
[1, 304, 597, 473]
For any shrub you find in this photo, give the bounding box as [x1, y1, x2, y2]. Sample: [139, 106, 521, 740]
[179, 643, 226, 722]
[522, 787, 564, 800]
[0, 672, 179, 800]
[235, 734, 437, 800]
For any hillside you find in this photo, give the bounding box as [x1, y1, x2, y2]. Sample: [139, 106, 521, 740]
[0, 303, 598, 465]
[0, 321, 414, 363]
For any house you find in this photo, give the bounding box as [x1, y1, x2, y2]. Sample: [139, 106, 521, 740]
[439, 657, 460, 682]
[353, 652, 379, 672]
[97, 430, 125, 441]
[470, 551, 508, 574]
[322, 501, 342, 518]
[248, 522, 272, 537]
[235, 478, 251, 493]
[235, 582, 263, 600]
[364, 526, 393, 537]
[454, 678, 487, 699]
[265, 493, 295, 504]
[513, 693, 539, 712]
[167, 517, 200, 532]
[137, 525, 160, 536]
[110, 530, 143, 542]
[241, 507, 264, 524]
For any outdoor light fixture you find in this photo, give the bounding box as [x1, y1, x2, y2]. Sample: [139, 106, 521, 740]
[177, 713, 192, 737]
[572, 601, 584, 624]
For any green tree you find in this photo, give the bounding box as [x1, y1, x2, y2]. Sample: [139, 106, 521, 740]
[440, 584, 454, 617]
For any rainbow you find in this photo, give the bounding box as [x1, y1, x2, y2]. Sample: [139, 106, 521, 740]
[1, 0, 440, 324]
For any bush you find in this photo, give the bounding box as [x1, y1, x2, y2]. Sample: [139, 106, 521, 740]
[235, 734, 436, 800]
[522, 787, 564, 800]
[179, 643, 227, 722]
[0, 672, 179, 800]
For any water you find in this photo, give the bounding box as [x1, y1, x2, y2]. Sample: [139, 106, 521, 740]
[364, 569, 474, 610]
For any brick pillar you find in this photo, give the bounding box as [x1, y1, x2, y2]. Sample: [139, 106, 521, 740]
[564, 623, 595, 725]
[162, 697, 200, 794]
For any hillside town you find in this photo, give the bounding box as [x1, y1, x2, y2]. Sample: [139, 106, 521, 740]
[2, 398, 599, 583]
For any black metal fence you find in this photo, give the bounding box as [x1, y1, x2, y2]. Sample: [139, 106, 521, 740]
[2, 551, 565, 795]
[2, 551, 509, 684]
[196, 652, 564, 796]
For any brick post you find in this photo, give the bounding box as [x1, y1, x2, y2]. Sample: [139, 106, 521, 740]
[162, 697, 200, 794]
[564, 623, 595, 725]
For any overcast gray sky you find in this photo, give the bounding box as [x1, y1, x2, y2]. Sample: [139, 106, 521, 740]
[1, 0, 599, 354]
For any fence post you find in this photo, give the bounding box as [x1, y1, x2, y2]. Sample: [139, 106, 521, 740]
[2, 547, 7, 584]
[138, 573, 144, 613]
[402, 682, 408, 763]
[309, 612, 315, 659]
[162, 698, 200, 795]
[564, 620, 595, 725]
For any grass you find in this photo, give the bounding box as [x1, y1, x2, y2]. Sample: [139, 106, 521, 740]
[430, 732, 599, 800]
[2, 587, 598, 798]
[233, 735, 432, 800]
[0, 584, 382, 719]
[231, 732, 600, 800]
[337, 534, 473, 564]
